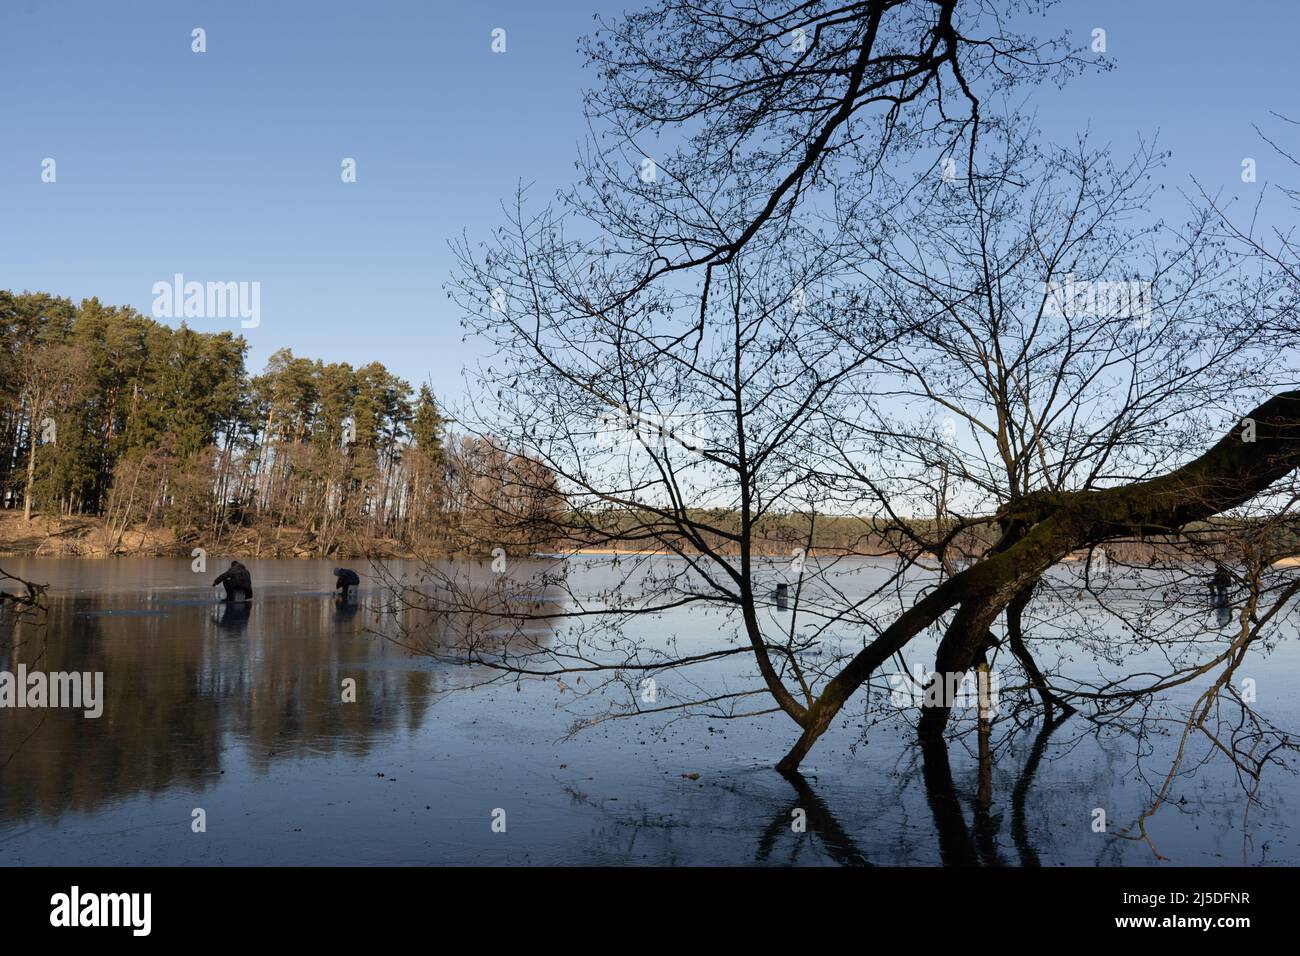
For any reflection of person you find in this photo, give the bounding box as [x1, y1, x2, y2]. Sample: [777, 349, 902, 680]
[213, 561, 253, 602]
[334, 567, 360, 602]
[213, 600, 252, 630]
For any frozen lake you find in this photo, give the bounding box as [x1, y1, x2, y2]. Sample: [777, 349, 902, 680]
[0, 556, 1296, 866]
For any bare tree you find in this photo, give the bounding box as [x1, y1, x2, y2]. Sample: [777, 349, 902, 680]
[397, 1, 1300, 831]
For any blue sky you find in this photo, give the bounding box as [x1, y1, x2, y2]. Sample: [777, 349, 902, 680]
[1, 0, 1296, 401]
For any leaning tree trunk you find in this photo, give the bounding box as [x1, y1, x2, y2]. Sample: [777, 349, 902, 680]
[775, 390, 1300, 770]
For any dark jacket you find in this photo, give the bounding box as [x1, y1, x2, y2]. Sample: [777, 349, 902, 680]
[214, 562, 253, 595]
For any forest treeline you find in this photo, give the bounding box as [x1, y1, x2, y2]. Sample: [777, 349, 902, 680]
[5, 291, 1288, 562]
[0, 290, 561, 556]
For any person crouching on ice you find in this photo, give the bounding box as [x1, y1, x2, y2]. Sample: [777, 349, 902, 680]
[334, 567, 360, 602]
[213, 560, 254, 602]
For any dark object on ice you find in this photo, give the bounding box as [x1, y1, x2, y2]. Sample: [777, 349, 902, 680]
[1209, 563, 1233, 629]
[213, 561, 253, 602]
[1209, 563, 1231, 609]
[334, 567, 361, 602]
[774, 582, 789, 611]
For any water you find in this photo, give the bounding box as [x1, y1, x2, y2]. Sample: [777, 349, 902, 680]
[1, 557, 1297, 866]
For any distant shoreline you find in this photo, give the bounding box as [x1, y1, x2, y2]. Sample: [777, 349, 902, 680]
[0, 512, 420, 561]
[5, 513, 1296, 568]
